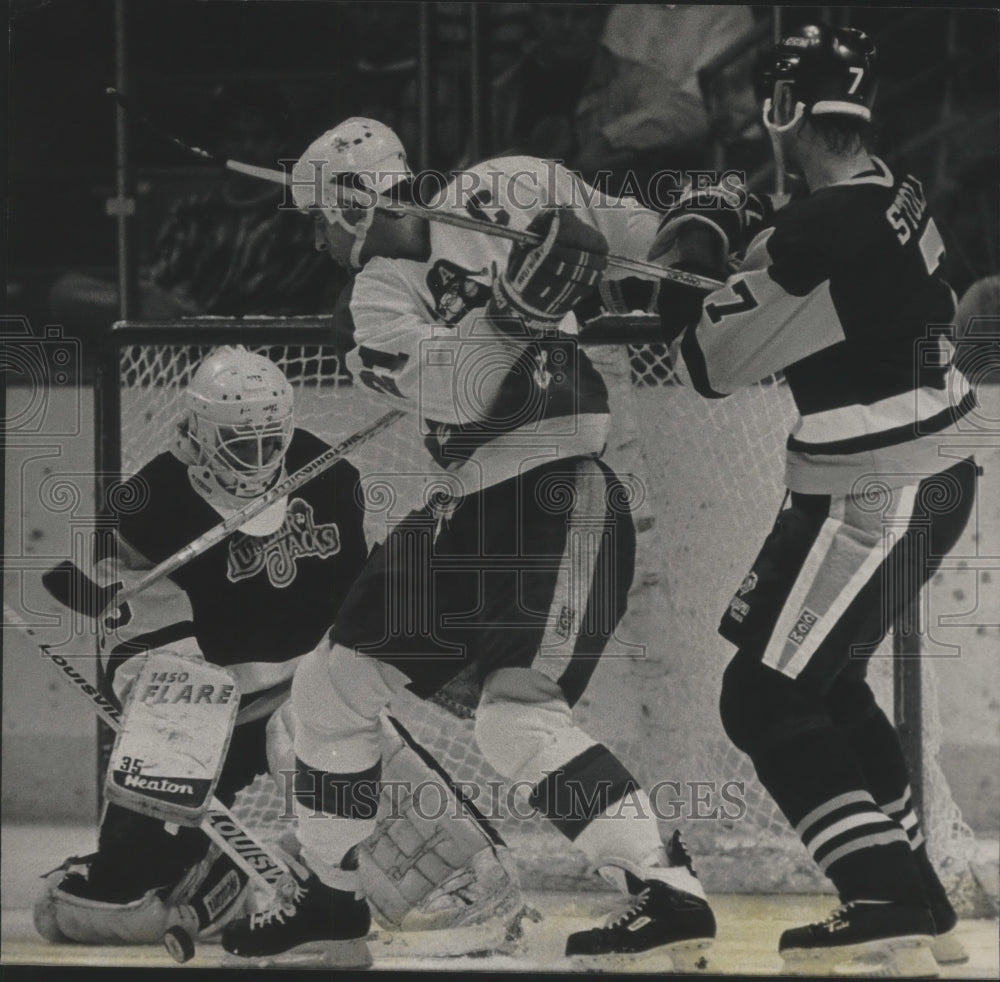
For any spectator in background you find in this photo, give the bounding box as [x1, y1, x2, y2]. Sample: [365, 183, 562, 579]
[483, 3, 730, 200]
[48, 81, 344, 332]
[341, 3, 532, 170]
[436, 2, 532, 74]
[600, 4, 759, 150]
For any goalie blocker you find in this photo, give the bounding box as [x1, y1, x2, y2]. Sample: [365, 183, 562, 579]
[106, 653, 240, 826]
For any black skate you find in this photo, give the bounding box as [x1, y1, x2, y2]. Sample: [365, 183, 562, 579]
[779, 900, 937, 977]
[565, 832, 715, 971]
[926, 893, 967, 965]
[221, 870, 371, 968]
[914, 851, 968, 967]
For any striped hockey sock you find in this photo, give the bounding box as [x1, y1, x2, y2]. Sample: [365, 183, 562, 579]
[835, 700, 953, 917]
[754, 726, 924, 903]
[795, 789, 920, 901]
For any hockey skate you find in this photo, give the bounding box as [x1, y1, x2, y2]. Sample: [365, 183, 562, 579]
[926, 893, 968, 966]
[565, 832, 716, 972]
[924, 876, 969, 965]
[779, 900, 938, 977]
[220, 869, 372, 969]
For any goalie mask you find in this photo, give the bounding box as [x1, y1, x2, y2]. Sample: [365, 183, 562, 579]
[291, 117, 412, 271]
[175, 346, 294, 536]
[761, 24, 877, 133]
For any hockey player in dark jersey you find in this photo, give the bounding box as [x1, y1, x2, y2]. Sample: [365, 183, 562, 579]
[218, 119, 717, 968]
[650, 24, 977, 976]
[33, 346, 370, 945]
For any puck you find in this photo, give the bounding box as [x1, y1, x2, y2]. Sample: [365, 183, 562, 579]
[164, 925, 196, 963]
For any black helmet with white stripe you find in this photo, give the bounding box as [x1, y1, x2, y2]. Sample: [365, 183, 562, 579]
[762, 24, 877, 133]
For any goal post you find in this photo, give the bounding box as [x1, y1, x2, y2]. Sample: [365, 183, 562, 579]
[90, 316, 985, 907]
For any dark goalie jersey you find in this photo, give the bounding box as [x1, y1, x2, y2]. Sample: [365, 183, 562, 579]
[96, 429, 368, 700]
[679, 156, 976, 494]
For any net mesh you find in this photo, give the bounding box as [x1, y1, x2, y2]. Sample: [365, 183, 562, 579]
[112, 325, 985, 904]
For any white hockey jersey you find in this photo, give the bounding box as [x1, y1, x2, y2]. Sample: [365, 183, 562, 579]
[343, 156, 660, 492]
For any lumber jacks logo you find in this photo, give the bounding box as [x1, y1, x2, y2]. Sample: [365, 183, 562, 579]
[227, 498, 340, 587]
[426, 259, 490, 324]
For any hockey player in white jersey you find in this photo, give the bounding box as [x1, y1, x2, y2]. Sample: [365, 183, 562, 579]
[219, 118, 717, 968]
[649, 24, 977, 976]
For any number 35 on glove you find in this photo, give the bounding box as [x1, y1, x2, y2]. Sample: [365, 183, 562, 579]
[491, 207, 609, 328]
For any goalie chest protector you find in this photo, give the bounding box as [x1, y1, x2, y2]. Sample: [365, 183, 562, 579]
[106, 653, 240, 826]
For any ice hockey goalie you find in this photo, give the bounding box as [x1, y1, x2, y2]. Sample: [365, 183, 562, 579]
[34, 346, 522, 951]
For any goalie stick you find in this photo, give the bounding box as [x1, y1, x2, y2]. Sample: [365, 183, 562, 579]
[8, 605, 532, 960]
[42, 308, 673, 622]
[43, 312, 674, 622]
[106, 88, 723, 292]
[43, 407, 406, 620]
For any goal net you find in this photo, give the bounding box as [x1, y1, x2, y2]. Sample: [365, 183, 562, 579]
[98, 317, 987, 909]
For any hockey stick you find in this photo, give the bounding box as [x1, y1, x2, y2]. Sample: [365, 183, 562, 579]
[375, 202, 723, 290]
[106, 87, 286, 186]
[106, 88, 722, 292]
[43, 408, 407, 619]
[3, 602, 299, 957]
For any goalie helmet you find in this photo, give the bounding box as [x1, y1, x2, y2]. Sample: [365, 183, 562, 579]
[175, 346, 294, 536]
[291, 117, 412, 270]
[762, 24, 877, 133]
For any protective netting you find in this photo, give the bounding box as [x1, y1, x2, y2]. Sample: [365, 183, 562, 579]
[113, 326, 987, 905]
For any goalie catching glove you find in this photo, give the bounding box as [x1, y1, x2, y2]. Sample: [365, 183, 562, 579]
[34, 843, 250, 945]
[491, 207, 609, 329]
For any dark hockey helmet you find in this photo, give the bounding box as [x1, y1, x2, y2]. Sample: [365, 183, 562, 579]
[761, 24, 877, 132]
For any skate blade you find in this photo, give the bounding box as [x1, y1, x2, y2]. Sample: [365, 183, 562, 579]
[782, 936, 938, 978]
[372, 921, 518, 959]
[373, 904, 542, 959]
[570, 938, 713, 974]
[223, 937, 372, 970]
[930, 928, 969, 965]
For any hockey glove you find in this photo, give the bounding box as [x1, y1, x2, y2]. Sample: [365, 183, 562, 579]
[492, 207, 609, 328]
[571, 275, 661, 330]
[648, 183, 754, 274]
[655, 259, 715, 347]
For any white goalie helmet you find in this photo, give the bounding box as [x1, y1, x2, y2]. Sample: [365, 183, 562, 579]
[175, 346, 294, 536]
[291, 117, 412, 270]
